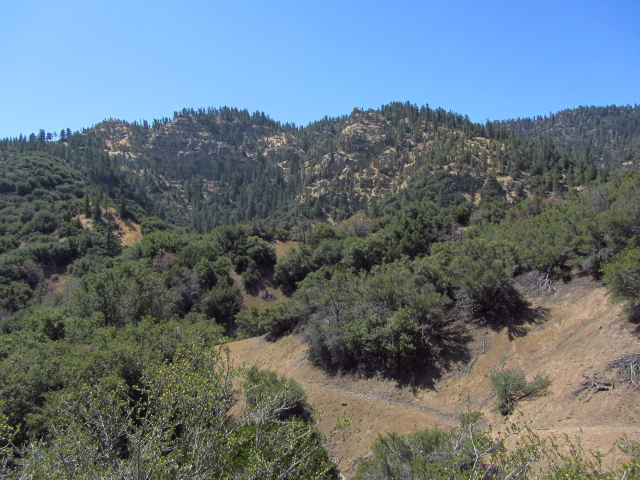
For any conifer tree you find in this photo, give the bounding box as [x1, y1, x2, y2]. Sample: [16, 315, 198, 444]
[116, 183, 127, 218]
[92, 194, 102, 222]
[83, 193, 92, 217]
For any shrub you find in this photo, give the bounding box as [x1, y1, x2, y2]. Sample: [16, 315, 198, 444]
[244, 366, 312, 421]
[240, 266, 261, 291]
[300, 264, 457, 377]
[11, 345, 337, 479]
[354, 414, 639, 480]
[195, 284, 243, 326]
[244, 236, 277, 269]
[235, 302, 300, 340]
[489, 369, 551, 415]
[603, 247, 640, 308]
[354, 413, 494, 480]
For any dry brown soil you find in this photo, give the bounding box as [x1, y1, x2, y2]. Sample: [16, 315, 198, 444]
[75, 212, 142, 246]
[117, 217, 142, 246]
[226, 277, 640, 477]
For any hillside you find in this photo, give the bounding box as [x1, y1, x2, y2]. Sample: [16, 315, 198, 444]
[501, 105, 640, 170]
[227, 277, 640, 477]
[2, 103, 640, 478]
[6, 102, 638, 233]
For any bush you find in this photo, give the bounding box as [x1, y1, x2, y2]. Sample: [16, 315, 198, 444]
[195, 284, 243, 326]
[274, 244, 315, 293]
[354, 414, 639, 480]
[241, 266, 261, 291]
[244, 366, 312, 421]
[354, 413, 495, 480]
[300, 263, 456, 377]
[10, 345, 338, 479]
[603, 247, 640, 308]
[235, 302, 300, 340]
[489, 369, 551, 415]
[140, 217, 171, 234]
[244, 236, 277, 268]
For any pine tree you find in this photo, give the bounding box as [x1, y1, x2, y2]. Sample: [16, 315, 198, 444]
[84, 193, 92, 217]
[116, 183, 127, 218]
[92, 194, 102, 222]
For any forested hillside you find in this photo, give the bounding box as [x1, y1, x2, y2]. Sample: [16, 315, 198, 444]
[1, 103, 640, 478]
[4, 103, 637, 232]
[501, 104, 640, 171]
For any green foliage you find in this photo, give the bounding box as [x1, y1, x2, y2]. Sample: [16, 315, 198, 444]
[140, 217, 171, 234]
[240, 265, 261, 291]
[603, 247, 640, 307]
[9, 344, 338, 479]
[0, 282, 32, 312]
[489, 369, 551, 415]
[68, 260, 173, 327]
[299, 263, 457, 377]
[176, 239, 220, 268]
[242, 236, 277, 269]
[428, 238, 522, 321]
[341, 235, 386, 272]
[195, 283, 243, 326]
[235, 302, 301, 340]
[480, 174, 506, 202]
[354, 415, 640, 480]
[244, 365, 312, 420]
[0, 308, 226, 445]
[141, 229, 182, 258]
[274, 244, 315, 293]
[355, 426, 490, 480]
[312, 223, 339, 245]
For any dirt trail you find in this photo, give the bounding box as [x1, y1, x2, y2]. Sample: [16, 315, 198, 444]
[308, 380, 458, 423]
[227, 277, 640, 477]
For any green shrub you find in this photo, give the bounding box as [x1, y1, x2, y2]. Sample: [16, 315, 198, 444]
[235, 302, 299, 340]
[244, 365, 312, 421]
[300, 263, 456, 377]
[354, 415, 639, 480]
[489, 369, 551, 415]
[354, 414, 493, 480]
[603, 247, 640, 308]
[240, 266, 261, 291]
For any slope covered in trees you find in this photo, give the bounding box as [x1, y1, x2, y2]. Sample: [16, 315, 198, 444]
[1, 103, 640, 477]
[501, 104, 640, 171]
[4, 102, 636, 235]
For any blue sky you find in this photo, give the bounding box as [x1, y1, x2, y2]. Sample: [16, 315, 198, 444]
[1, 0, 638, 138]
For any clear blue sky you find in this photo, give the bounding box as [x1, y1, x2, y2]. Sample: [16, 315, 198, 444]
[1, 0, 638, 138]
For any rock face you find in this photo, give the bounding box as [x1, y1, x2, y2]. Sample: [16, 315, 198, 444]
[96, 117, 262, 181]
[92, 110, 400, 209]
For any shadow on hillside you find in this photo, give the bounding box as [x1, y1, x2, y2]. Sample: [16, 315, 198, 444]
[402, 323, 474, 391]
[627, 304, 640, 336]
[474, 288, 550, 341]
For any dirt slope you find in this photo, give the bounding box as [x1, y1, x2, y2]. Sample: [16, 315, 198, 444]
[226, 277, 640, 477]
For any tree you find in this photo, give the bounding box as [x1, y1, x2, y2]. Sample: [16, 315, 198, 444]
[603, 247, 640, 308]
[68, 261, 172, 327]
[116, 183, 127, 218]
[15, 345, 339, 479]
[83, 193, 92, 217]
[92, 194, 102, 222]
